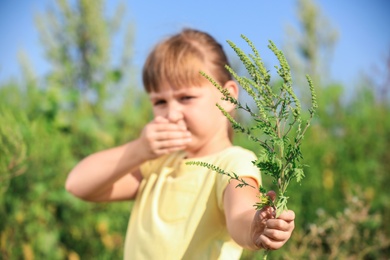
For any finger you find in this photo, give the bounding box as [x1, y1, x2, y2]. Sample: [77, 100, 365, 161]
[153, 123, 189, 134]
[154, 116, 187, 131]
[257, 235, 288, 251]
[263, 225, 292, 241]
[266, 219, 294, 232]
[266, 190, 276, 202]
[154, 130, 192, 142]
[277, 210, 295, 222]
[143, 128, 190, 147]
[144, 122, 190, 141]
[257, 206, 276, 220]
[155, 137, 192, 150]
[153, 139, 192, 155]
[153, 145, 188, 156]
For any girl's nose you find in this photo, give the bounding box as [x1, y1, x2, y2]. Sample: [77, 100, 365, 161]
[167, 105, 184, 123]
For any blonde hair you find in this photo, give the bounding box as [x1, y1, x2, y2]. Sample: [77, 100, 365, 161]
[143, 28, 232, 92]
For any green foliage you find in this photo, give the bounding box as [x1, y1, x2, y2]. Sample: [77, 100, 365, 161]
[0, 74, 150, 260]
[189, 36, 317, 218]
[284, 0, 338, 88]
[35, 0, 134, 116]
[0, 1, 151, 259]
[242, 187, 390, 259]
[0, 106, 28, 194]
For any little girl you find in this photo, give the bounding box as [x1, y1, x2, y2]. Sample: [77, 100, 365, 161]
[66, 28, 295, 259]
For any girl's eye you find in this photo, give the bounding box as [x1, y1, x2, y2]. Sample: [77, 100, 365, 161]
[154, 100, 166, 106]
[181, 96, 194, 101]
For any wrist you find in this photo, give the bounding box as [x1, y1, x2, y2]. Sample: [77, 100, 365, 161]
[128, 138, 152, 163]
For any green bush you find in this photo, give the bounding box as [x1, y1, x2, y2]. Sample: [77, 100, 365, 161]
[0, 81, 149, 259]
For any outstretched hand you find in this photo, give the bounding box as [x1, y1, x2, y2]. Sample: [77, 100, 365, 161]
[250, 191, 295, 250]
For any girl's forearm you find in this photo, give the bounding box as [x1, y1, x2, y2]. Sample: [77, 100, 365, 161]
[227, 209, 259, 250]
[65, 139, 146, 200]
[224, 178, 262, 250]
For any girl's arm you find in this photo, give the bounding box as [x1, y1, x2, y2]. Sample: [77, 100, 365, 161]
[65, 140, 146, 202]
[223, 178, 295, 250]
[65, 116, 192, 202]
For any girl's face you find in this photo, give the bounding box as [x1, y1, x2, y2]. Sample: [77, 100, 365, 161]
[149, 81, 237, 158]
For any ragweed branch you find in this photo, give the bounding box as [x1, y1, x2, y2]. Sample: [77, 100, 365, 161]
[186, 35, 317, 217]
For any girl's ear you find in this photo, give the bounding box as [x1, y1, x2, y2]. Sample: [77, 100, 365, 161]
[219, 80, 239, 112]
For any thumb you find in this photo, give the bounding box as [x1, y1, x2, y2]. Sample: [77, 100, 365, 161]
[266, 190, 276, 203]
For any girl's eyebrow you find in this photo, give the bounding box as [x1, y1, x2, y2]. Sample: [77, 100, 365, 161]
[173, 89, 191, 96]
[174, 87, 200, 95]
[149, 94, 164, 102]
[149, 91, 166, 98]
[149, 87, 200, 100]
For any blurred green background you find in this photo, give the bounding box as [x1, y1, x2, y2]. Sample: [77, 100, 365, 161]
[0, 0, 389, 259]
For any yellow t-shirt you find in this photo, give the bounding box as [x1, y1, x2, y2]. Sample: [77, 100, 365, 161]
[124, 146, 261, 260]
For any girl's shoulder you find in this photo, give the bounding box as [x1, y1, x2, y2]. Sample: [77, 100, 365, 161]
[183, 146, 258, 173]
[222, 145, 256, 157]
[202, 146, 257, 163]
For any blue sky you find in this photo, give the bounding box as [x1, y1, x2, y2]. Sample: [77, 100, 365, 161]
[0, 0, 389, 91]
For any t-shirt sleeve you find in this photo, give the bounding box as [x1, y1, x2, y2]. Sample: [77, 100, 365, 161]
[139, 159, 154, 179]
[216, 148, 261, 211]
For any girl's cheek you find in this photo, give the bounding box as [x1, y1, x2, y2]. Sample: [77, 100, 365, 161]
[152, 108, 164, 118]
